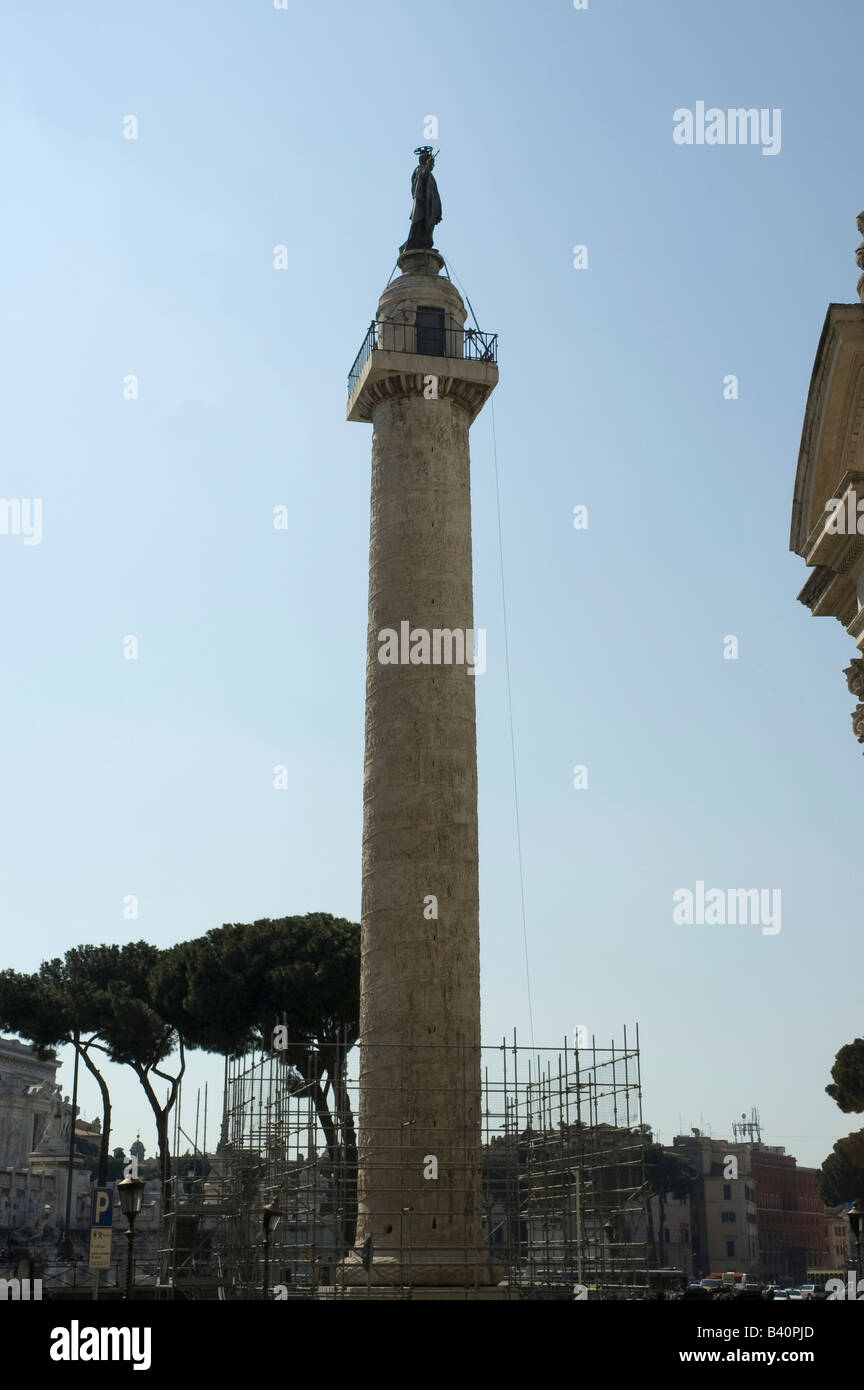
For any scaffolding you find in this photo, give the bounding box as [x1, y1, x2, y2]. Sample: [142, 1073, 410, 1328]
[157, 1028, 648, 1300]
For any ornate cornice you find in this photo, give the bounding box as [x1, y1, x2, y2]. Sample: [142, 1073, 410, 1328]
[363, 373, 488, 418]
[845, 657, 864, 698]
[837, 364, 864, 488]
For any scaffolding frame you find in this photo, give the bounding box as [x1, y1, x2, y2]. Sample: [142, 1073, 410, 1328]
[157, 1028, 648, 1301]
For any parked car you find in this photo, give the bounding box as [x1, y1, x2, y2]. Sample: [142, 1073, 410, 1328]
[683, 1281, 711, 1300]
[772, 1289, 789, 1300]
[739, 1279, 764, 1298]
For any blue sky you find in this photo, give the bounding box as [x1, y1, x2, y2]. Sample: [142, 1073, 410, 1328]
[0, 0, 861, 1169]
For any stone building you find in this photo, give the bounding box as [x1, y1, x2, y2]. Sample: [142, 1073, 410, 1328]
[824, 1203, 853, 1277]
[671, 1133, 759, 1277]
[621, 1184, 694, 1278]
[0, 1037, 89, 1261]
[790, 211, 864, 747]
[652, 1189, 694, 1278]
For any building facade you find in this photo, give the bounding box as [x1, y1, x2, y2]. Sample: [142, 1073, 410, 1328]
[672, 1133, 759, 1277]
[653, 1190, 694, 1278]
[0, 1037, 90, 1265]
[749, 1145, 828, 1285]
[790, 213, 864, 749]
[824, 1204, 853, 1277]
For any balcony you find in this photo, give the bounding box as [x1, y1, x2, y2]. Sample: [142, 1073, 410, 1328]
[347, 317, 498, 397]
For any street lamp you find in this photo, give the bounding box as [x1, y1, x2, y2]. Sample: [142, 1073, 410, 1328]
[261, 1202, 282, 1300]
[848, 1201, 864, 1285]
[117, 1176, 145, 1300]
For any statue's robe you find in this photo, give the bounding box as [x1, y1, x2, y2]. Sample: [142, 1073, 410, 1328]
[409, 168, 442, 240]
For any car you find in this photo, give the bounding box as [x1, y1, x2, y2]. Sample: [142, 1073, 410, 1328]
[772, 1289, 789, 1300]
[800, 1283, 816, 1299]
[787, 1288, 805, 1300]
[683, 1281, 711, 1300]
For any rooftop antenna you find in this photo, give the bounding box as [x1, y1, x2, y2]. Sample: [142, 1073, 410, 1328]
[732, 1108, 762, 1144]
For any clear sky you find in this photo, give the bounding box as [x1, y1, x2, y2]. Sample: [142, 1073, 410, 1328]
[0, 0, 861, 1170]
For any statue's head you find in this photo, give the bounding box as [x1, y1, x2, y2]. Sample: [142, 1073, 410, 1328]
[414, 146, 435, 165]
[858, 211, 864, 236]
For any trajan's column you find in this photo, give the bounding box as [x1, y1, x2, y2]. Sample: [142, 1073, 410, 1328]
[343, 150, 498, 1294]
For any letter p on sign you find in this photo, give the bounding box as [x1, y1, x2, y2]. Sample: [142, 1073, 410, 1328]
[90, 1187, 114, 1228]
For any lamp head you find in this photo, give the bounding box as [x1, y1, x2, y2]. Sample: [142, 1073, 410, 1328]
[262, 1201, 283, 1235]
[117, 1175, 145, 1219]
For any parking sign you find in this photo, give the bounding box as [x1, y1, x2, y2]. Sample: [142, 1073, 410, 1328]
[90, 1187, 113, 1228]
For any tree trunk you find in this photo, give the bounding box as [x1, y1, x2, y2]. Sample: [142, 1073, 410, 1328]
[311, 1078, 351, 1249]
[156, 1111, 170, 1212]
[329, 1065, 358, 1247]
[135, 1040, 185, 1218]
[78, 1044, 111, 1186]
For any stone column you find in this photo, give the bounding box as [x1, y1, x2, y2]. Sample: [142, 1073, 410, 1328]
[346, 249, 498, 1287]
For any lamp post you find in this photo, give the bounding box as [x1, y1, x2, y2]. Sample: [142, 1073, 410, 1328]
[848, 1201, 864, 1286]
[261, 1202, 282, 1300]
[117, 1176, 145, 1300]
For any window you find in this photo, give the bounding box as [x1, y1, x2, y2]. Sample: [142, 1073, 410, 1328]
[726, 1240, 736, 1258]
[680, 1225, 689, 1244]
[721, 1211, 736, 1223]
[416, 307, 446, 356]
[723, 1183, 732, 1200]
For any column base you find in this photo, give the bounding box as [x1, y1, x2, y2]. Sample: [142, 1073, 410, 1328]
[331, 1284, 512, 1301]
[337, 1250, 502, 1290]
[396, 247, 445, 276]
